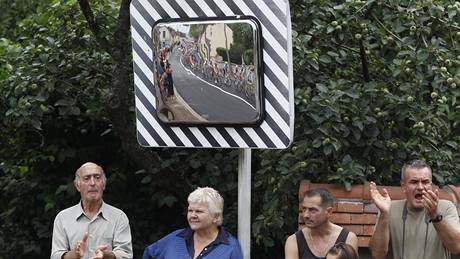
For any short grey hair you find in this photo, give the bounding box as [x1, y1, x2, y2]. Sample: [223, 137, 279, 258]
[303, 188, 334, 208]
[188, 187, 224, 225]
[401, 159, 431, 181]
[74, 162, 106, 183]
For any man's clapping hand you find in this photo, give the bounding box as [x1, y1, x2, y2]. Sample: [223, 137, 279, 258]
[370, 181, 391, 214]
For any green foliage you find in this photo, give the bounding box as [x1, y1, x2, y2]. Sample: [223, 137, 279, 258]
[216, 47, 229, 61]
[228, 43, 245, 65]
[188, 24, 206, 41]
[216, 41, 247, 65]
[217, 45, 253, 65]
[0, 0, 48, 38]
[243, 49, 254, 65]
[1, 0, 460, 258]
[0, 0, 116, 257]
[229, 22, 254, 50]
[228, 22, 255, 65]
[251, 0, 460, 254]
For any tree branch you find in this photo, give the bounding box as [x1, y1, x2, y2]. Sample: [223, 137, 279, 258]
[371, 13, 415, 52]
[77, 0, 162, 175]
[359, 39, 370, 82]
[114, 0, 132, 50]
[77, 0, 113, 55]
[103, 0, 163, 175]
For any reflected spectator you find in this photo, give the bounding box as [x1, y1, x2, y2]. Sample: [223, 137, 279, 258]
[165, 64, 175, 101]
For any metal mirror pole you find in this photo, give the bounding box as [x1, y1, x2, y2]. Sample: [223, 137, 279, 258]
[238, 148, 251, 259]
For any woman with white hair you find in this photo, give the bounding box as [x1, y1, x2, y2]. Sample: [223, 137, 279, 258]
[143, 187, 243, 259]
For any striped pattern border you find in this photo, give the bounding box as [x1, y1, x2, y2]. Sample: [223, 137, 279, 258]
[131, 0, 294, 149]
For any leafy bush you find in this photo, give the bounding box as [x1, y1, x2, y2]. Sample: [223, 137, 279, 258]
[229, 43, 245, 65]
[0, 1, 117, 257]
[251, 0, 460, 254]
[216, 46, 229, 61]
[243, 49, 254, 65]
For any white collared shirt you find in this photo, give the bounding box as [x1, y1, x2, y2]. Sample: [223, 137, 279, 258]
[50, 201, 133, 259]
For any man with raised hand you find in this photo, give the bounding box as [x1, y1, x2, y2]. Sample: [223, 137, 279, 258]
[51, 162, 133, 259]
[369, 159, 460, 259]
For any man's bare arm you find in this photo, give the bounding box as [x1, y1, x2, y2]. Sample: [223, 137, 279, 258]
[284, 234, 300, 259]
[432, 218, 460, 254]
[368, 182, 391, 259]
[345, 231, 359, 254]
[423, 190, 460, 254]
[369, 212, 390, 259]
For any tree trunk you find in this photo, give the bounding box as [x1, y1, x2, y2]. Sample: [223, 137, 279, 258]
[78, 0, 161, 174]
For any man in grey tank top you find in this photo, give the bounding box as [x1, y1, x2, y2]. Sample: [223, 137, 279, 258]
[285, 188, 358, 259]
[369, 160, 460, 259]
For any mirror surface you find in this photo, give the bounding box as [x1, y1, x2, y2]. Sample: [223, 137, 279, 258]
[152, 18, 263, 125]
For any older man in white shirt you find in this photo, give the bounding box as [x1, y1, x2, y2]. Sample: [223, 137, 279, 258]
[51, 162, 133, 259]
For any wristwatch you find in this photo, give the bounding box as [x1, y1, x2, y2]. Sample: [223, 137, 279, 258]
[429, 214, 443, 223]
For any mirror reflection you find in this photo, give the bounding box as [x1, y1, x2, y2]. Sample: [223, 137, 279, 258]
[152, 18, 263, 125]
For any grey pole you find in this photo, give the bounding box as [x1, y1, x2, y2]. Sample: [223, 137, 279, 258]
[238, 148, 251, 259]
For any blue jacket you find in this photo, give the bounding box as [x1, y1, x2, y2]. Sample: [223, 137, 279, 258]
[142, 228, 243, 259]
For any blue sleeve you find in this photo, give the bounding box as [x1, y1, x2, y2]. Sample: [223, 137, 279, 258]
[230, 238, 244, 259]
[142, 241, 158, 259]
[142, 230, 182, 259]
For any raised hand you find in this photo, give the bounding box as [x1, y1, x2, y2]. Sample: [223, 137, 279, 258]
[370, 181, 391, 214]
[75, 232, 89, 258]
[91, 245, 107, 259]
[64, 232, 89, 259]
[422, 188, 439, 219]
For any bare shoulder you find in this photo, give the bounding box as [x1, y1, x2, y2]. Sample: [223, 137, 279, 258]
[345, 229, 359, 251]
[346, 230, 358, 240]
[285, 233, 298, 247]
[284, 233, 300, 259]
[332, 223, 356, 238]
[331, 223, 358, 250]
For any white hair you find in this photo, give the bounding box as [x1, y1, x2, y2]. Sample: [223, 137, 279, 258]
[74, 162, 106, 184]
[188, 187, 224, 225]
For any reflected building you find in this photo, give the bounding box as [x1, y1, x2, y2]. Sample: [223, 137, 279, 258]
[157, 27, 172, 47]
[198, 24, 233, 60]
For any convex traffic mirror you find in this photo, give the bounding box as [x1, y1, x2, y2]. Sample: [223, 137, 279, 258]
[152, 17, 264, 126]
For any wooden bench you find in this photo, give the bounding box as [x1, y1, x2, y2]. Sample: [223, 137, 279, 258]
[298, 180, 460, 247]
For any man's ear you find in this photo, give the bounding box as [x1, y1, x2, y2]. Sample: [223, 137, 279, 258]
[74, 180, 81, 192]
[401, 181, 406, 193]
[326, 206, 333, 214]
